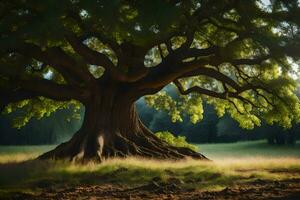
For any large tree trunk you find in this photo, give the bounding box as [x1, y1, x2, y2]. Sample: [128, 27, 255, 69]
[39, 85, 208, 162]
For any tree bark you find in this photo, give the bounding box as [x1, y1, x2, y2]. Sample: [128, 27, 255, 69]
[39, 85, 208, 163]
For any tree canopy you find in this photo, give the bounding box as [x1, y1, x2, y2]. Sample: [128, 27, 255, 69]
[1, 0, 300, 161]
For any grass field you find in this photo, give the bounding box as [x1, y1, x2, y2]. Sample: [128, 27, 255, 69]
[0, 140, 300, 199]
[1, 140, 300, 163]
[199, 140, 300, 159]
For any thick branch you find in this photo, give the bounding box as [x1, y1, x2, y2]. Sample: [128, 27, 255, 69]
[0, 63, 88, 103]
[135, 46, 218, 90]
[258, 9, 300, 26]
[184, 46, 219, 59]
[0, 38, 93, 85]
[17, 79, 87, 101]
[231, 55, 271, 65]
[3, 77, 88, 102]
[66, 34, 148, 82]
[66, 10, 121, 54]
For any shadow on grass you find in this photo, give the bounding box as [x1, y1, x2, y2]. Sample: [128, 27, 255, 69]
[0, 159, 171, 195]
[1, 157, 300, 198]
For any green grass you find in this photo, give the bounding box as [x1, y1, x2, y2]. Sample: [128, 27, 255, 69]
[0, 140, 300, 198]
[1, 140, 299, 163]
[0, 145, 55, 163]
[0, 157, 299, 197]
[198, 140, 300, 159]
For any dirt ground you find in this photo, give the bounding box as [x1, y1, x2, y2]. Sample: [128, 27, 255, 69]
[6, 178, 300, 200]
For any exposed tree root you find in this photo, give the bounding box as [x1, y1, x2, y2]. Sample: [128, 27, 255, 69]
[38, 98, 209, 163]
[38, 125, 208, 163]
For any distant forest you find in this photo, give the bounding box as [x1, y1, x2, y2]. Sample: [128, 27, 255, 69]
[1, 89, 299, 145]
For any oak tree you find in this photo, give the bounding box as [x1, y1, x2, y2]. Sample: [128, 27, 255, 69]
[1, 0, 300, 162]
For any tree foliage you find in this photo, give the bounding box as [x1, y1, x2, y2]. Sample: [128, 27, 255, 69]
[155, 131, 198, 151]
[1, 0, 300, 129]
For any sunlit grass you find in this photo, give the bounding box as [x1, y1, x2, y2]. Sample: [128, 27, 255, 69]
[0, 141, 300, 198]
[0, 157, 299, 196]
[0, 145, 55, 163]
[198, 140, 300, 159]
[1, 140, 300, 163]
